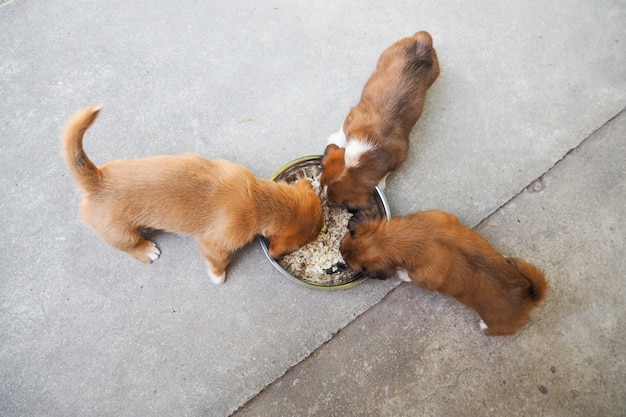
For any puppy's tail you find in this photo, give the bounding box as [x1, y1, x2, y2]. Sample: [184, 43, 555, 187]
[507, 257, 549, 303]
[405, 31, 439, 77]
[61, 106, 103, 192]
[412, 31, 434, 55]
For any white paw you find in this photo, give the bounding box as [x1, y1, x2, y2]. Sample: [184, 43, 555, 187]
[327, 125, 347, 147]
[209, 271, 226, 285]
[396, 269, 412, 282]
[206, 261, 226, 284]
[479, 319, 488, 332]
[147, 242, 161, 263]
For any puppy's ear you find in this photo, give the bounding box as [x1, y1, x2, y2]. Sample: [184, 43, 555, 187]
[268, 238, 284, 259]
[347, 190, 374, 213]
[347, 212, 365, 234]
[367, 265, 397, 280]
[347, 210, 381, 235]
[268, 234, 298, 260]
[321, 144, 345, 168]
[323, 143, 340, 158]
[321, 145, 346, 189]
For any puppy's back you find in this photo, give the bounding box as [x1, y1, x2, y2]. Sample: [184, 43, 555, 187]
[367, 31, 440, 138]
[444, 216, 548, 335]
[100, 157, 254, 231]
[447, 216, 548, 305]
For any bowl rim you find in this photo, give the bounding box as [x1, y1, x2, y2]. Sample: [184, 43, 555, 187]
[259, 155, 392, 291]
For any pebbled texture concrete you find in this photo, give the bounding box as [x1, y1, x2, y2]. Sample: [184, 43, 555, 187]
[1, 0, 625, 416]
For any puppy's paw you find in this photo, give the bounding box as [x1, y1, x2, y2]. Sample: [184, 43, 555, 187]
[479, 319, 488, 333]
[208, 271, 226, 285]
[206, 261, 226, 284]
[147, 241, 161, 262]
[396, 269, 412, 282]
[134, 240, 161, 263]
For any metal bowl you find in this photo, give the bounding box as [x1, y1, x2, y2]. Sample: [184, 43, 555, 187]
[259, 155, 391, 290]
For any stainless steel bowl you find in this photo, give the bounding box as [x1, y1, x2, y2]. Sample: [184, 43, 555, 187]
[259, 155, 391, 290]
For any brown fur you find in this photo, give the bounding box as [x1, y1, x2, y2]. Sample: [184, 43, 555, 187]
[321, 31, 440, 211]
[61, 107, 323, 283]
[340, 211, 548, 336]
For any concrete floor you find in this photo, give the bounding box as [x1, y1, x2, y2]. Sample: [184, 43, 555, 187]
[234, 110, 626, 417]
[1, 1, 624, 416]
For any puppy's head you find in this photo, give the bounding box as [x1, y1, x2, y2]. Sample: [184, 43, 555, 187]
[340, 211, 396, 280]
[320, 144, 373, 212]
[268, 179, 323, 259]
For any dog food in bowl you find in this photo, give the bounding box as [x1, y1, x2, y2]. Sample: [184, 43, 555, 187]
[259, 156, 391, 290]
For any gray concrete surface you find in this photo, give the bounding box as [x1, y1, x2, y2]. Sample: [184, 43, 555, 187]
[234, 110, 626, 417]
[0, 0, 624, 416]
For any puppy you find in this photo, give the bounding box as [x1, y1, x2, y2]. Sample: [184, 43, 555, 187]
[321, 31, 440, 211]
[340, 211, 548, 336]
[62, 107, 323, 284]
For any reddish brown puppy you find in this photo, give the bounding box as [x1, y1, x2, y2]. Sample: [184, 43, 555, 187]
[321, 31, 440, 211]
[340, 211, 548, 336]
[62, 107, 323, 284]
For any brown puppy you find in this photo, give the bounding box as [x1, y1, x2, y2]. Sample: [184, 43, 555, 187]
[62, 107, 323, 284]
[340, 211, 548, 336]
[321, 31, 440, 211]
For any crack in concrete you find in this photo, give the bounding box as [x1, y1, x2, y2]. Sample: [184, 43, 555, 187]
[476, 106, 626, 230]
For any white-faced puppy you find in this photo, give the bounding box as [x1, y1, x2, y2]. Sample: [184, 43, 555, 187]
[340, 211, 548, 336]
[321, 31, 440, 211]
[62, 107, 323, 284]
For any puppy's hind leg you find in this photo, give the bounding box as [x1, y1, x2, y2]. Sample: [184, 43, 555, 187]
[478, 318, 518, 337]
[197, 239, 232, 284]
[132, 238, 161, 263]
[82, 209, 160, 263]
[99, 227, 160, 263]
